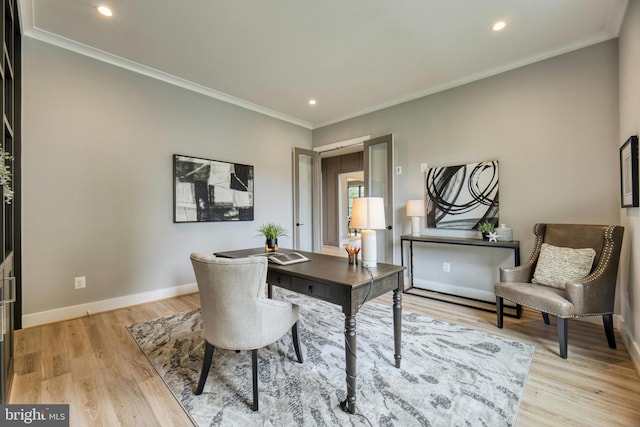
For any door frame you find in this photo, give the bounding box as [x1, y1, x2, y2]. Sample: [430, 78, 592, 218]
[295, 134, 394, 263]
[363, 134, 395, 263]
[292, 147, 321, 252]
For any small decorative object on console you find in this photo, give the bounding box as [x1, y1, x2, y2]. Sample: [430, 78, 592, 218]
[477, 221, 496, 240]
[496, 224, 513, 241]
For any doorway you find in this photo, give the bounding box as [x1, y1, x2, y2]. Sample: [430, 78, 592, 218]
[321, 151, 364, 247]
[293, 134, 395, 262]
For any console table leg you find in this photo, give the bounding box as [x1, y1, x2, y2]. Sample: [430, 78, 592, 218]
[341, 314, 357, 414]
[409, 241, 414, 289]
[393, 288, 402, 368]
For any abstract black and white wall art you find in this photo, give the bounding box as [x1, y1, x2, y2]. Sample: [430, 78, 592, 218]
[173, 154, 254, 222]
[425, 160, 499, 230]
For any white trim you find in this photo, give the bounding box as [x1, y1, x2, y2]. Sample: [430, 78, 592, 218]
[314, 32, 620, 129]
[606, 0, 629, 36]
[20, 26, 313, 130]
[313, 135, 370, 153]
[21, 282, 199, 328]
[617, 315, 640, 377]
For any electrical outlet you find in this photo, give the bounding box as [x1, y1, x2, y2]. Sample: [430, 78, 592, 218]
[420, 163, 428, 172]
[74, 276, 86, 289]
[442, 262, 450, 273]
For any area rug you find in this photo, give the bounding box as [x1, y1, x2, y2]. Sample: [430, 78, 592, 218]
[127, 291, 534, 426]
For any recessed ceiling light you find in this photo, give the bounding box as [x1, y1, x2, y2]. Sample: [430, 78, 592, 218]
[97, 6, 113, 17]
[309, 99, 317, 106]
[492, 21, 506, 31]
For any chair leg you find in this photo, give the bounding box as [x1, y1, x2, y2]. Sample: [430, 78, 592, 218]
[292, 322, 303, 363]
[195, 342, 214, 395]
[496, 297, 504, 329]
[603, 314, 617, 349]
[542, 312, 550, 325]
[251, 349, 258, 411]
[557, 317, 568, 359]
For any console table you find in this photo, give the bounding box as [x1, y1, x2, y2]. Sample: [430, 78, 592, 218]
[400, 234, 520, 316]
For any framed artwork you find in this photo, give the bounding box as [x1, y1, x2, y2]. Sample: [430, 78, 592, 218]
[173, 154, 254, 222]
[425, 160, 499, 230]
[620, 135, 639, 208]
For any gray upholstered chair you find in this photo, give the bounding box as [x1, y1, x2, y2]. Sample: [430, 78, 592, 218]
[494, 223, 624, 358]
[190, 253, 303, 411]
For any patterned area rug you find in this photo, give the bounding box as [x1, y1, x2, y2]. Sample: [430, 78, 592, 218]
[127, 291, 534, 426]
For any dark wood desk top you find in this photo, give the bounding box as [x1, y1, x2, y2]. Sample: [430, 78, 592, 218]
[215, 247, 405, 289]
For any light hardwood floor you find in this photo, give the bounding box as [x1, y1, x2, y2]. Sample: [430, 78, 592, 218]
[9, 286, 640, 426]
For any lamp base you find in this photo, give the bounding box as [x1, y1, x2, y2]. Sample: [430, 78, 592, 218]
[360, 229, 378, 267]
[410, 216, 421, 236]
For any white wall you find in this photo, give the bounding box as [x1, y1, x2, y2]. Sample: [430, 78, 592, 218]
[314, 41, 620, 308]
[618, 0, 640, 368]
[21, 38, 311, 324]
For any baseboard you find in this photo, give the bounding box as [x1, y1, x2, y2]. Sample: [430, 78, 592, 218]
[21, 282, 199, 328]
[616, 315, 640, 376]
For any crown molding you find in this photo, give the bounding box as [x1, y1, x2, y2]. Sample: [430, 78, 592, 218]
[315, 29, 621, 129]
[18, 0, 312, 129]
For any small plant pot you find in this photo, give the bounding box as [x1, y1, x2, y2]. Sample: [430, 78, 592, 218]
[265, 238, 278, 252]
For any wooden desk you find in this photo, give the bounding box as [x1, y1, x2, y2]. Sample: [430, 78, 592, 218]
[215, 248, 405, 414]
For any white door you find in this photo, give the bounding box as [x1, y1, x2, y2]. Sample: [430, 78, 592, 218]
[364, 134, 394, 263]
[292, 148, 321, 252]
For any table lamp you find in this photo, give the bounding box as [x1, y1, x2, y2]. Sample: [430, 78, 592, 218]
[350, 197, 386, 267]
[405, 199, 425, 236]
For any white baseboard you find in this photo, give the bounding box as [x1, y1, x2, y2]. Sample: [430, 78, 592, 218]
[21, 282, 199, 328]
[617, 316, 640, 376]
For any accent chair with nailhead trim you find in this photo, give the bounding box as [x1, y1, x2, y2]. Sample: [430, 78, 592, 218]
[494, 223, 624, 359]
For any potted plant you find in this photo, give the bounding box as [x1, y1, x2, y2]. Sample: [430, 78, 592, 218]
[477, 221, 495, 240]
[257, 223, 288, 252]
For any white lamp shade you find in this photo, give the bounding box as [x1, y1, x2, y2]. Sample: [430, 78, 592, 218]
[350, 197, 386, 230]
[406, 199, 425, 217]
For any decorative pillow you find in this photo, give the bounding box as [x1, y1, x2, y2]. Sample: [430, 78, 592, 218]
[531, 243, 596, 289]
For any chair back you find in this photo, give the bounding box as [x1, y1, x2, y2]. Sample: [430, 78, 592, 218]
[190, 253, 268, 349]
[530, 223, 624, 285]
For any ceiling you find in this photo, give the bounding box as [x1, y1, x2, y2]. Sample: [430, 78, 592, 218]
[20, 0, 628, 129]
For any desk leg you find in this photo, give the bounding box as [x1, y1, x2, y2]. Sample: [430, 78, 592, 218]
[340, 314, 357, 414]
[393, 288, 402, 368]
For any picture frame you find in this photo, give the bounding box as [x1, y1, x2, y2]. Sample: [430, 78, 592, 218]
[620, 136, 639, 208]
[173, 154, 254, 222]
[425, 160, 499, 230]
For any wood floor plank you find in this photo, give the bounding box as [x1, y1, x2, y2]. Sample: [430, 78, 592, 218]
[9, 371, 40, 404]
[105, 375, 162, 427]
[70, 367, 120, 427]
[62, 318, 93, 359]
[14, 325, 41, 356]
[138, 376, 194, 427]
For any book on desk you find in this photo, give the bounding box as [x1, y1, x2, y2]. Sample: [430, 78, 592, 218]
[251, 252, 310, 265]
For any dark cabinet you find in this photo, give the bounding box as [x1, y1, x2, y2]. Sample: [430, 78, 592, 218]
[0, 0, 20, 403]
